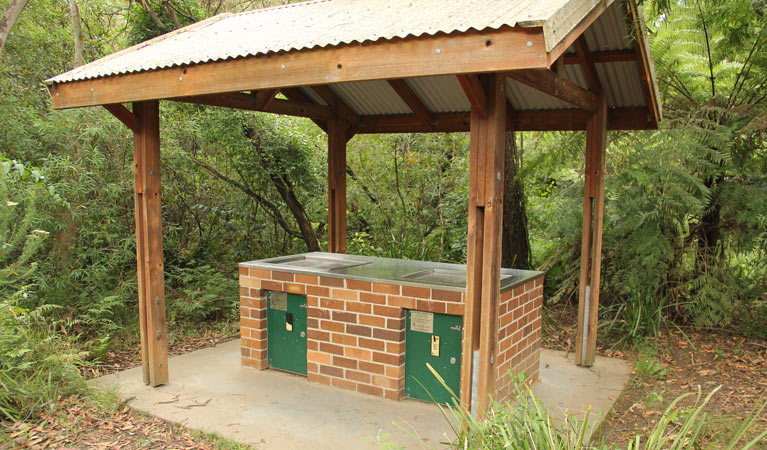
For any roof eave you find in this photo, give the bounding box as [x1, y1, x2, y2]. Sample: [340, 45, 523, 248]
[49, 27, 549, 110]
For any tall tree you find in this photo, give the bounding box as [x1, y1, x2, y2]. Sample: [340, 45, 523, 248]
[0, 0, 30, 58]
[67, 0, 85, 67]
[501, 131, 532, 269]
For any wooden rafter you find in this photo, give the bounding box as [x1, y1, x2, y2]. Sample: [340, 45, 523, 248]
[456, 74, 487, 119]
[281, 87, 328, 132]
[252, 88, 279, 110]
[624, 0, 661, 126]
[507, 69, 598, 112]
[169, 92, 335, 121]
[308, 85, 360, 127]
[563, 49, 635, 65]
[574, 36, 601, 92]
[103, 103, 140, 132]
[387, 79, 434, 130]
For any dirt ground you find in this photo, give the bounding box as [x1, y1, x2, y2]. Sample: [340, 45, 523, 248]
[1, 324, 243, 450]
[0, 397, 247, 450]
[543, 305, 767, 447]
[3, 310, 766, 449]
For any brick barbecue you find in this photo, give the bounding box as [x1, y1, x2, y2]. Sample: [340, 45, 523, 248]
[239, 253, 542, 403]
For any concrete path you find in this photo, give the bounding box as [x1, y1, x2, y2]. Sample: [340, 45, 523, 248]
[532, 350, 633, 429]
[92, 340, 631, 449]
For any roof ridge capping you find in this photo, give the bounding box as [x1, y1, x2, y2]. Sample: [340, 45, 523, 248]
[45, 12, 233, 85]
[534, 0, 616, 52]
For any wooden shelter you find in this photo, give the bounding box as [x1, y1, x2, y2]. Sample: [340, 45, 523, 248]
[47, 0, 660, 416]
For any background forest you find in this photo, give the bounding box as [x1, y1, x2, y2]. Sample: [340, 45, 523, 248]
[0, 0, 766, 445]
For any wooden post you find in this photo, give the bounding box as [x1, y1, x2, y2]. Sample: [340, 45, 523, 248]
[460, 73, 506, 417]
[133, 100, 169, 386]
[575, 94, 607, 367]
[327, 120, 351, 253]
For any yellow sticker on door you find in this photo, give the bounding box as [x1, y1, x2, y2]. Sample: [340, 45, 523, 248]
[430, 335, 440, 357]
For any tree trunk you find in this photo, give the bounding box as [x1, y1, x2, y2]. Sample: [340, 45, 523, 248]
[501, 131, 532, 270]
[697, 175, 723, 265]
[0, 0, 30, 58]
[269, 173, 321, 252]
[243, 126, 321, 252]
[67, 0, 84, 67]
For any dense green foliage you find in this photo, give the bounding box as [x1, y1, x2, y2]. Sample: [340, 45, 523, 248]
[0, 162, 84, 421]
[0, 0, 765, 426]
[533, 0, 767, 341]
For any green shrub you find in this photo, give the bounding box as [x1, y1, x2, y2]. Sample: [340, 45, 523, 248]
[0, 159, 87, 421]
[167, 264, 239, 323]
[0, 303, 87, 421]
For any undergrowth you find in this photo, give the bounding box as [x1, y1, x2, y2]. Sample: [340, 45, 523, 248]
[380, 369, 767, 450]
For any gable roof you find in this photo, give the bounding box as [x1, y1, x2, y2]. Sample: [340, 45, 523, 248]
[47, 0, 661, 132]
[49, 0, 612, 84]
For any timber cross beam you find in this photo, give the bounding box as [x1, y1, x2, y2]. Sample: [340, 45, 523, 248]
[507, 69, 599, 112]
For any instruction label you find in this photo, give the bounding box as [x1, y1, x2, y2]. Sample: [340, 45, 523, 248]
[270, 291, 287, 311]
[410, 311, 434, 334]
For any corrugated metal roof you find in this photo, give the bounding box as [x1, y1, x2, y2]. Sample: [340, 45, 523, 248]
[331, 81, 411, 115]
[347, 0, 646, 115]
[407, 76, 471, 114]
[583, 0, 631, 51]
[49, 0, 616, 84]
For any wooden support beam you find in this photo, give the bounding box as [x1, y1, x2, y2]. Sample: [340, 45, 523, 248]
[327, 119, 351, 253]
[507, 69, 598, 112]
[281, 87, 328, 132]
[356, 107, 652, 134]
[132, 100, 169, 386]
[575, 94, 607, 367]
[574, 36, 601, 92]
[456, 74, 487, 120]
[103, 103, 139, 133]
[309, 85, 361, 127]
[461, 73, 506, 417]
[169, 92, 336, 121]
[563, 49, 636, 65]
[387, 79, 434, 130]
[49, 27, 548, 109]
[252, 88, 279, 110]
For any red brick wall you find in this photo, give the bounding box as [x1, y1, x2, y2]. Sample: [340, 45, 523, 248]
[240, 265, 542, 402]
[494, 276, 543, 402]
[239, 267, 464, 400]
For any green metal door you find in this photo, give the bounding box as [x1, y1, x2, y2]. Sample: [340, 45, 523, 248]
[267, 291, 307, 375]
[405, 310, 462, 403]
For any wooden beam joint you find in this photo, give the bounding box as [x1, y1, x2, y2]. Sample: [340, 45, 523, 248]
[387, 79, 434, 130]
[310, 85, 361, 127]
[103, 103, 140, 133]
[457, 74, 488, 120]
[507, 69, 598, 112]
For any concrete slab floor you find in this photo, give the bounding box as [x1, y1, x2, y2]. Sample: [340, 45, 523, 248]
[92, 340, 631, 449]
